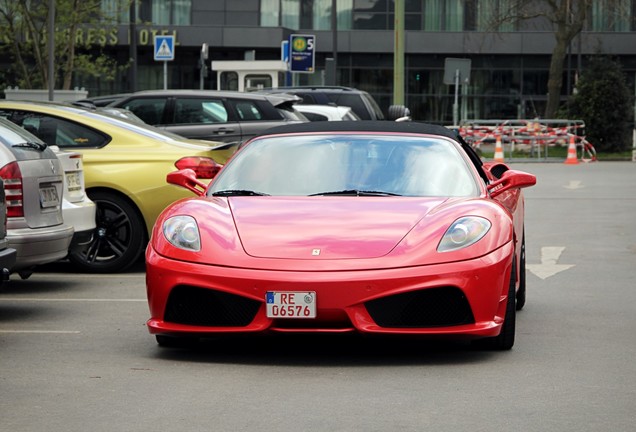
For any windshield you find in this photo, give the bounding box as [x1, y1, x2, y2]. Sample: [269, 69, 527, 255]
[208, 133, 479, 197]
[0, 117, 46, 147]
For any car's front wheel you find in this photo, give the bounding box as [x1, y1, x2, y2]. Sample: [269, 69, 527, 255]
[516, 232, 527, 311]
[68, 190, 146, 273]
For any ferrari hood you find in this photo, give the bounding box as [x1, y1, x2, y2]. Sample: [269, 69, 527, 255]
[229, 197, 448, 260]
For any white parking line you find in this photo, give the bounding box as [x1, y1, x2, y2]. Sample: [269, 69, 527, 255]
[0, 330, 81, 334]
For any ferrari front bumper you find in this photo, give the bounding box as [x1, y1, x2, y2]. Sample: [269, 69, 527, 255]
[146, 243, 514, 339]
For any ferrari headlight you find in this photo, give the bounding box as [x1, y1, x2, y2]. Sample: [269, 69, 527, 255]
[163, 216, 201, 251]
[437, 216, 491, 252]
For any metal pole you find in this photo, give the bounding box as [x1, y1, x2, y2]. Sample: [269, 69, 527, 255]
[453, 69, 459, 126]
[129, 2, 138, 92]
[48, 0, 55, 101]
[163, 62, 168, 90]
[633, 72, 636, 162]
[331, 0, 338, 86]
[393, 0, 405, 106]
[200, 43, 208, 90]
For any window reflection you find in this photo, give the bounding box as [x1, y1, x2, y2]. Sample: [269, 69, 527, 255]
[103, 0, 192, 25]
[210, 135, 478, 197]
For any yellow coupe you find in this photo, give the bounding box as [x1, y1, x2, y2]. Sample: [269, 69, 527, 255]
[0, 101, 234, 273]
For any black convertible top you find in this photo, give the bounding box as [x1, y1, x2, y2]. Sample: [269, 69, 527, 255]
[261, 120, 460, 141]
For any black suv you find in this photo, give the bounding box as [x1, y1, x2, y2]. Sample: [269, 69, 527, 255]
[88, 90, 307, 144]
[255, 86, 410, 121]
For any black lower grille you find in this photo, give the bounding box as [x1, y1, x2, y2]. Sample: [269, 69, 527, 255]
[364, 287, 474, 328]
[164, 286, 260, 327]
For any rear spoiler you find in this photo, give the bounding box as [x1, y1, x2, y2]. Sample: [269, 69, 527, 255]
[262, 94, 303, 108]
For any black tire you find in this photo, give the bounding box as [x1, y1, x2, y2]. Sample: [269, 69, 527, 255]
[473, 258, 516, 351]
[68, 190, 146, 273]
[516, 232, 527, 311]
[156, 335, 198, 348]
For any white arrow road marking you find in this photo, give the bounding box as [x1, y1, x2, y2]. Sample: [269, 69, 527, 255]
[527, 246, 575, 279]
[564, 180, 583, 189]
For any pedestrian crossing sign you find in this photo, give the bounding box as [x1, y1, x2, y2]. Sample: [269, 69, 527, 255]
[154, 35, 175, 61]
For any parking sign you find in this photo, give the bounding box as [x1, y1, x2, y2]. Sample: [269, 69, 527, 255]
[289, 34, 315, 73]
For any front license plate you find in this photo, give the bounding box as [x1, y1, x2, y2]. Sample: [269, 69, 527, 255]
[266, 291, 316, 318]
[39, 185, 59, 208]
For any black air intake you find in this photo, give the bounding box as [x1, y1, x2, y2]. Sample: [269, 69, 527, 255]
[164, 286, 260, 327]
[365, 287, 474, 328]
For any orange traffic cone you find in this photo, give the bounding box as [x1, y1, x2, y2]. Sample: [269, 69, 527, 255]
[564, 134, 579, 165]
[493, 135, 504, 162]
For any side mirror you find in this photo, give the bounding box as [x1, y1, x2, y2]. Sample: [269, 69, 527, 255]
[487, 169, 536, 198]
[166, 169, 207, 196]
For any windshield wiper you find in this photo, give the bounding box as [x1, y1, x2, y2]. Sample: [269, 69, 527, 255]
[12, 141, 47, 151]
[309, 189, 401, 197]
[212, 189, 270, 197]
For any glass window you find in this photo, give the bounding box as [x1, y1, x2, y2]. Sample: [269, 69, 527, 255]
[337, 0, 353, 29]
[244, 74, 274, 91]
[174, 98, 228, 124]
[139, 0, 191, 25]
[354, 0, 387, 12]
[220, 72, 239, 91]
[5, 113, 109, 149]
[353, 12, 388, 29]
[313, 0, 332, 29]
[120, 98, 168, 125]
[101, 0, 132, 24]
[302, 112, 329, 121]
[310, 0, 353, 30]
[282, 0, 300, 28]
[261, 0, 280, 26]
[210, 134, 478, 197]
[261, 0, 362, 30]
[475, 0, 515, 31]
[231, 101, 265, 121]
[591, 0, 632, 31]
[353, 0, 421, 30]
[423, 0, 463, 31]
[352, 0, 389, 29]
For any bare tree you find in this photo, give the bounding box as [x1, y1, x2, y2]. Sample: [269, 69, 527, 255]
[487, 0, 627, 119]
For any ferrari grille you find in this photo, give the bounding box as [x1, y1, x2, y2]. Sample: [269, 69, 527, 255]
[164, 286, 260, 327]
[364, 287, 474, 328]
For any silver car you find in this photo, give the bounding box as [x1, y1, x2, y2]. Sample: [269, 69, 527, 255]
[0, 118, 74, 279]
[0, 177, 17, 286]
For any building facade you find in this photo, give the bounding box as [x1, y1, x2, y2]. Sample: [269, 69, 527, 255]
[65, 1, 636, 123]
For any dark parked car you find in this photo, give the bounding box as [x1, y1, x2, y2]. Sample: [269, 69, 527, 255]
[104, 90, 307, 144]
[255, 86, 410, 121]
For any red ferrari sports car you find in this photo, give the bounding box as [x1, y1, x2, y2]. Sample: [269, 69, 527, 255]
[146, 121, 535, 350]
